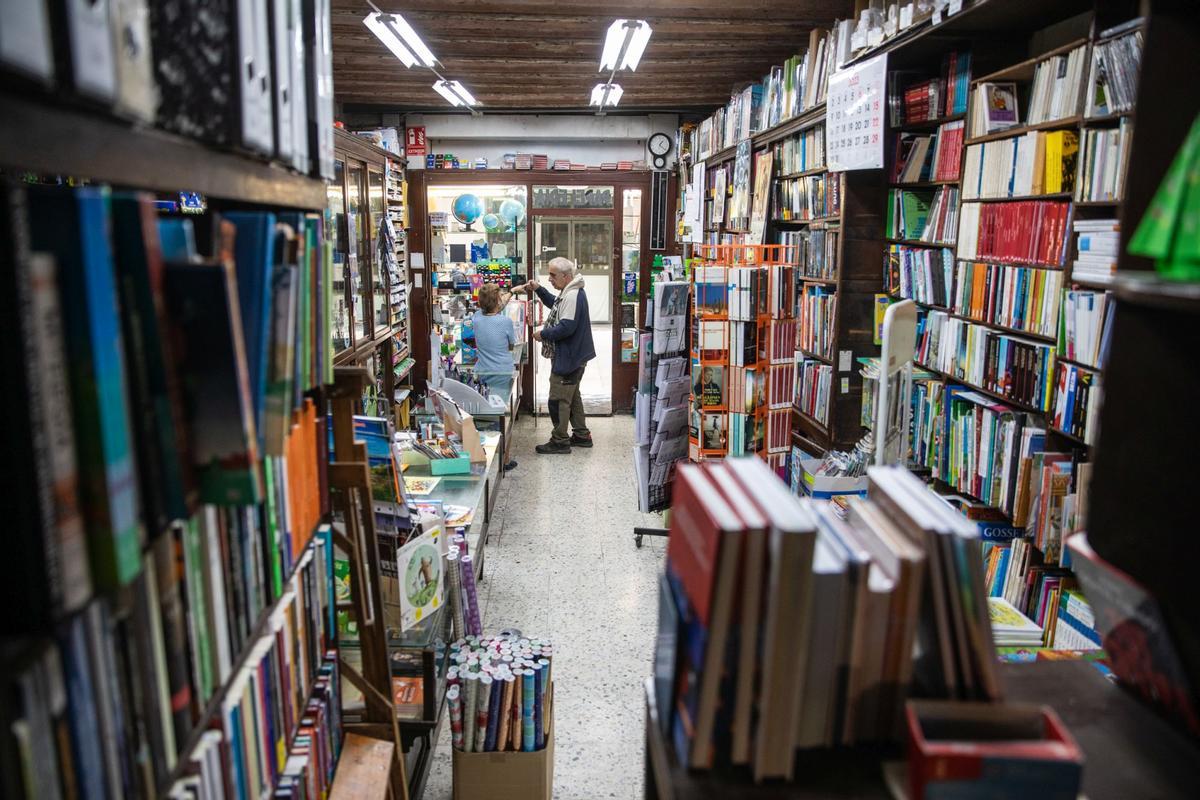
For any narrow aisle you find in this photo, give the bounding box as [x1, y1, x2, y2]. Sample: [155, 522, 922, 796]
[425, 415, 667, 799]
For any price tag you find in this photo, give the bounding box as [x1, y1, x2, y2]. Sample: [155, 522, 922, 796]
[841, 377, 850, 394]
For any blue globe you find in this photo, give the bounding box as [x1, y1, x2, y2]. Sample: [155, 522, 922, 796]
[452, 194, 484, 227]
[482, 212, 504, 233]
[498, 198, 526, 230]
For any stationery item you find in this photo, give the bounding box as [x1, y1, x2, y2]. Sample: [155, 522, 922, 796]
[447, 684, 464, 750]
[460, 554, 483, 635]
[522, 669, 536, 751]
[462, 672, 479, 750]
[485, 673, 504, 751]
[446, 550, 464, 640]
[474, 675, 492, 752]
[403, 475, 441, 495]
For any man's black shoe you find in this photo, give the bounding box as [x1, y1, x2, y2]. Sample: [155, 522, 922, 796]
[570, 435, 594, 448]
[504, 459, 518, 470]
[535, 441, 571, 455]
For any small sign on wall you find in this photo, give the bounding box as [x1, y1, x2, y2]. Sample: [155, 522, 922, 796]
[406, 126, 427, 157]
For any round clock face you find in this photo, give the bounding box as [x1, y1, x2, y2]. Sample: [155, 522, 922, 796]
[653, 155, 667, 169]
[648, 132, 672, 157]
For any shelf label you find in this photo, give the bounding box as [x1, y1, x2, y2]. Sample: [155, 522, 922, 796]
[826, 52, 888, 172]
[841, 377, 850, 394]
[839, 350, 852, 372]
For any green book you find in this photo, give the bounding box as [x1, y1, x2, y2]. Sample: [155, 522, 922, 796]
[181, 516, 213, 702]
[1129, 112, 1200, 279]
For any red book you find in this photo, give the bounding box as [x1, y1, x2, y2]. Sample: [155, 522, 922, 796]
[666, 464, 742, 626]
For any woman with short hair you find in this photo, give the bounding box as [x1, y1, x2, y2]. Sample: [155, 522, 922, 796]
[471, 283, 517, 403]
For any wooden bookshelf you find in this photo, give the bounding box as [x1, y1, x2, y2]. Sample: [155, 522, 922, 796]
[964, 116, 1084, 146]
[0, 91, 326, 209]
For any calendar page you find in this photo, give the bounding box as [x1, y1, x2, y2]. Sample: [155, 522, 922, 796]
[826, 52, 888, 172]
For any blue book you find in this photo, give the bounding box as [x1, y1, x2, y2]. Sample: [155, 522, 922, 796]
[157, 218, 197, 261]
[225, 212, 277, 451]
[58, 613, 107, 800]
[28, 186, 143, 589]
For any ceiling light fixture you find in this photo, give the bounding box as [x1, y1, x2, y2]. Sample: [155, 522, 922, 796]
[434, 80, 478, 108]
[365, 2, 482, 114]
[362, 7, 438, 68]
[599, 19, 652, 72]
[363, 12, 417, 67]
[590, 83, 623, 108]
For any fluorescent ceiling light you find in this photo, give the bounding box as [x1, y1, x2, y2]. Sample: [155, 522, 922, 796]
[590, 83, 623, 107]
[434, 80, 478, 108]
[599, 19, 652, 72]
[364, 13, 416, 67]
[363, 11, 437, 68]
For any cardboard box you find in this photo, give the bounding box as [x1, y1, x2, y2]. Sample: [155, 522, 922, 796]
[800, 458, 869, 499]
[452, 688, 554, 800]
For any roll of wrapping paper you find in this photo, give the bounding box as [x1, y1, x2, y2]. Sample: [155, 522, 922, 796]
[521, 669, 536, 751]
[459, 554, 483, 636]
[446, 551, 464, 640]
[462, 673, 479, 752]
[530, 662, 545, 750]
[510, 668, 524, 751]
[484, 671, 504, 751]
[453, 530, 468, 557]
[447, 684, 465, 750]
[474, 675, 492, 752]
[538, 657, 552, 736]
[496, 673, 515, 752]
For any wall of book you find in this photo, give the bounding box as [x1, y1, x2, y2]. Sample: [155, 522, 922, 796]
[1, 182, 338, 798]
[869, 12, 1145, 650]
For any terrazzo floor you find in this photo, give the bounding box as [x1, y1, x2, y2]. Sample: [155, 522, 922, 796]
[421, 414, 667, 799]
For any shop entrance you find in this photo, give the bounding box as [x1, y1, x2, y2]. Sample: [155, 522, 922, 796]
[531, 216, 615, 415]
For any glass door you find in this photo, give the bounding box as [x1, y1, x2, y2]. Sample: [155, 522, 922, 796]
[531, 216, 615, 415]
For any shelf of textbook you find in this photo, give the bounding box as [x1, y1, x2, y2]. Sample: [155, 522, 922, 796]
[916, 360, 1049, 416]
[791, 405, 829, 434]
[772, 216, 840, 225]
[947, 311, 1058, 344]
[778, 166, 829, 180]
[162, 527, 328, 792]
[0, 92, 327, 210]
[888, 179, 962, 188]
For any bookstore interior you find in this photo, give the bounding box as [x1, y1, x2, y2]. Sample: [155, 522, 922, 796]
[4, 0, 1200, 798]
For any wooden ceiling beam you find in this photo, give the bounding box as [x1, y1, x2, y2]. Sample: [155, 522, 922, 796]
[330, 0, 852, 23]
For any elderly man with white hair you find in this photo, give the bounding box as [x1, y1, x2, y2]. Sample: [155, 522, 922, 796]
[521, 257, 596, 454]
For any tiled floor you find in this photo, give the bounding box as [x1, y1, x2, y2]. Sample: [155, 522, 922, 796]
[421, 414, 667, 799]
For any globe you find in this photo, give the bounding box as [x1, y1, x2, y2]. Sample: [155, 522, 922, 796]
[452, 194, 484, 228]
[482, 212, 504, 233]
[498, 198, 526, 230]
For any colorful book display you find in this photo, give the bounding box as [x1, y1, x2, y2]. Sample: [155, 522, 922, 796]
[659, 459, 999, 782]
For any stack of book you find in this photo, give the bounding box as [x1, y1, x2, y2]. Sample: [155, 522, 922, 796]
[961, 130, 1079, 199]
[917, 311, 1057, 411]
[1, 183, 336, 798]
[1085, 25, 1144, 117]
[921, 187, 960, 244]
[888, 245, 954, 307]
[890, 51, 972, 125]
[1027, 45, 1088, 124]
[773, 125, 826, 174]
[957, 201, 1072, 266]
[657, 460, 999, 781]
[891, 121, 964, 183]
[1076, 122, 1134, 201]
[1059, 289, 1112, 368]
[887, 189, 933, 240]
[953, 262, 1063, 339]
[1052, 363, 1102, 445]
[773, 173, 840, 220]
[794, 356, 832, 425]
[799, 285, 837, 360]
[1070, 219, 1120, 284]
[987, 597, 1045, 646]
[778, 227, 839, 280]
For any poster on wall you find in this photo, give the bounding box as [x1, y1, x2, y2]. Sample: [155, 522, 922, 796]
[749, 150, 775, 245]
[826, 52, 888, 172]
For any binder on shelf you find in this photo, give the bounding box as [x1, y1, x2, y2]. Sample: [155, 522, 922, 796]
[110, 0, 157, 122]
[268, 0, 295, 161]
[236, 0, 274, 155]
[51, 0, 118, 103]
[0, 0, 55, 83]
